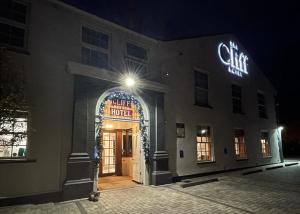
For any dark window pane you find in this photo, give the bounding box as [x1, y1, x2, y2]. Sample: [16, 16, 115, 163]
[81, 47, 108, 68]
[195, 89, 208, 106]
[0, 0, 12, 20]
[0, 23, 10, 43]
[0, 0, 27, 24]
[0, 23, 25, 48]
[257, 92, 267, 118]
[195, 71, 208, 89]
[82, 26, 108, 49]
[12, 2, 27, 23]
[232, 85, 242, 113]
[127, 43, 147, 60]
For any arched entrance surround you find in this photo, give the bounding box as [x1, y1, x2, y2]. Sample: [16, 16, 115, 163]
[93, 87, 150, 190]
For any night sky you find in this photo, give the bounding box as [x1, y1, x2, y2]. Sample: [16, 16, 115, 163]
[63, 0, 300, 126]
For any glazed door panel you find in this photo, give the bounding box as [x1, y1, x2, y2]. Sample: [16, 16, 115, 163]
[101, 132, 116, 175]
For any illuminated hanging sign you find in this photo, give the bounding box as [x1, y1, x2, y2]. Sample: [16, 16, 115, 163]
[110, 108, 133, 117]
[110, 99, 133, 117]
[218, 41, 248, 77]
[111, 99, 131, 108]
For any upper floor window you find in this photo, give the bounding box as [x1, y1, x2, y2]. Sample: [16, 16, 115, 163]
[232, 84, 243, 114]
[195, 71, 208, 106]
[234, 129, 247, 160]
[125, 42, 148, 75]
[196, 125, 213, 162]
[81, 26, 109, 68]
[126, 43, 147, 61]
[257, 92, 267, 118]
[0, 0, 29, 49]
[261, 131, 271, 157]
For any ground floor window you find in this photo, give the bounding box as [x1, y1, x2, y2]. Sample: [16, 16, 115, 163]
[234, 129, 247, 160]
[261, 131, 271, 157]
[0, 117, 27, 158]
[196, 125, 213, 162]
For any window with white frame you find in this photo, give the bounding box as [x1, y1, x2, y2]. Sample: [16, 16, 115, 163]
[0, 0, 29, 49]
[234, 129, 247, 159]
[81, 26, 109, 68]
[261, 131, 271, 157]
[257, 92, 267, 118]
[194, 71, 209, 106]
[196, 125, 213, 162]
[0, 114, 28, 158]
[125, 42, 148, 75]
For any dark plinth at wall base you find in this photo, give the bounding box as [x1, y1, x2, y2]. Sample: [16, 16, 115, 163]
[62, 153, 94, 200]
[62, 178, 93, 200]
[151, 151, 172, 185]
[0, 192, 61, 207]
[152, 171, 172, 185]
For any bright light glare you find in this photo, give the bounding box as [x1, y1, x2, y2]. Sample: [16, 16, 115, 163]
[201, 129, 207, 134]
[125, 77, 135, 87]
[278, 126, 284, 131]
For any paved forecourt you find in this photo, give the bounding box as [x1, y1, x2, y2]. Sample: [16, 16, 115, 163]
[1, 163, 300, 214]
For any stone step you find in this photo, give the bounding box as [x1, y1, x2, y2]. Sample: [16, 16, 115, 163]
[266, 165, 284, 170]
[285, 162, 299, 167]
[242, 169, 263, 175]
[180, 178, 219, 188]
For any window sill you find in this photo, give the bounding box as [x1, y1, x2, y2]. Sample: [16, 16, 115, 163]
[0, 158, 36, 164]
[259, 117, 268, 120]
[236, 158, 248, 161]
[194, 104, 213, 109]
[262, 155, 272, 158]
[2, 45, 30, 55]
[197, 160, 216, 164]
[233, 112, 246, 115]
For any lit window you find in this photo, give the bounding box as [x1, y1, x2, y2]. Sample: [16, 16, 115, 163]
[234, 129, 247, 159]
[196, 126, 213, 162]
[194, 71, 209, 106]
[257, 92, 267, 118]
[0, 116, 28, 158]
[81, 26, 109, 68]
[261, 131, 271, 157]
[232, 85, 243, 114]
[0, 0, 28, 49]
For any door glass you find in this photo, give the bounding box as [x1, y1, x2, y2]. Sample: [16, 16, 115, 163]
[102, 132, 116, 174]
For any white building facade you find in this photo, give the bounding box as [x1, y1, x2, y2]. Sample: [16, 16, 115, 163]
[0, 0, 283, 203]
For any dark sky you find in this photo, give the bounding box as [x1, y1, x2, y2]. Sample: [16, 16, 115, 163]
[63, 0, 300, 125]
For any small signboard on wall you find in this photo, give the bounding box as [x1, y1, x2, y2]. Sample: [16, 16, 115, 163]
[176, 123, 185, 138]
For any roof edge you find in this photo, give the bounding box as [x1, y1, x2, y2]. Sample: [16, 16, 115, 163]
[46, 0, 159, 43]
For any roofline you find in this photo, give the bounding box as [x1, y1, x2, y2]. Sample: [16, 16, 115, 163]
[161, 32, 234, 42]
[46, 0, 159, 43]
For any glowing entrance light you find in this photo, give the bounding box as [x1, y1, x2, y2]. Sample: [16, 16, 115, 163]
[120, 72, 139, 90]
[218, 41, 249, 77]
[125, 77, 135, 87]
